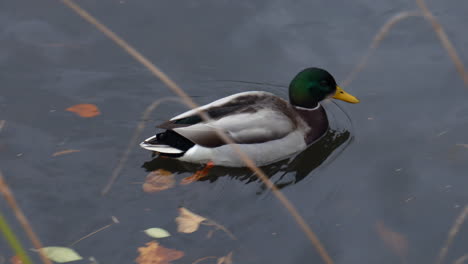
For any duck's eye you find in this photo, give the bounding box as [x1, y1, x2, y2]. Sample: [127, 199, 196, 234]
[320, 80, 329, 86]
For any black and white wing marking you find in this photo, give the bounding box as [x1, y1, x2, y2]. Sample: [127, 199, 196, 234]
[157, 91, 298, 148]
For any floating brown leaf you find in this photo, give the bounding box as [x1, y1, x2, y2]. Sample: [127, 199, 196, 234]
[52, 149, 81, 157]
[143, 169, 175, 193]
[10, 255, 23, 264]
[217, 252, 233, 264]
[456, 144, 468, 148]
[135, 241, 184, 264]
[375, 221, 408, 259]
[175, 207, 207, 233]
[66, 104, 101, 118]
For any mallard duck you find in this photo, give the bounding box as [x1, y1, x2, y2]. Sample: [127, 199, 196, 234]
[140, 67, 359, 167]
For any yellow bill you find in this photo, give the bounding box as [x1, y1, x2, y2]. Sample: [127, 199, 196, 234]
[332, 86, 360, 103]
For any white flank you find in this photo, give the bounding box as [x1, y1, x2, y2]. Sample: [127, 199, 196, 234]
[178, 130, 307, 167]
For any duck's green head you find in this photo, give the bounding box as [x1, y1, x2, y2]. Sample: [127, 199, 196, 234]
[289, 67, 359, 108]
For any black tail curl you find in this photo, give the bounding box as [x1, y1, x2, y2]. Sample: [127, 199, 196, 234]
[144, 130, 195, 158]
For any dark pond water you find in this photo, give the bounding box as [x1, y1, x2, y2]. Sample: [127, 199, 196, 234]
[1, 0, 468, 263]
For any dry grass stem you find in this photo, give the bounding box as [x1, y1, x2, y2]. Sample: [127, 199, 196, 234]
[201, 220, 237, 241]
[60, 1, 334, 263]
[102, 97, 184, 195]
[342, 11, 422, 87]
[454, 254, 468, 264]
[415, 0, 468, 87]
[436, 205, 468, 264]
[0, 120, 5, 132]
[0, 211, 33, 264]
[192, 256, 217, 264]
[0, 170, 53, 264]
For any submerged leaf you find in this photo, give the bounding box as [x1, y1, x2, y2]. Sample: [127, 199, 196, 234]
[10, 255, 24, 264]
[143, 170, 175, 193]
[135, 241, 184, 264]
[144, 228, 171, 238]
[66, 104, 100, 118]
[175, 207, 207, 233]
[375, 221, 408, 259]
[40, 247, 82, 263]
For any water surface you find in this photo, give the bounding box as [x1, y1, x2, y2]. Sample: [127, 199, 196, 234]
[1, 0, 468, 263]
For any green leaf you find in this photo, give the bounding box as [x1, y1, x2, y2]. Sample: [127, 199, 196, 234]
[40, 247, 83, 263]
[144, 228, 171, 238]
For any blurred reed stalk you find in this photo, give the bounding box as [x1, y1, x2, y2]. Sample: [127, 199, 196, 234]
[436, 205, 468, 264]
[0, 210, 33, 264]
[416, 0, 468, 86]
[344, 0, 468, 87]
[0, 171, 52, 264]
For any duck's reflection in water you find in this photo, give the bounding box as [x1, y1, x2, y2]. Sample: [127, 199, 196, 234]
[142, 129, 350, 190]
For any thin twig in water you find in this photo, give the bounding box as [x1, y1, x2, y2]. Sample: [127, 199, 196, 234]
[60, 1, 334, 263]
[102, 97, 183, 195]
[342, 11, 422, 87]
[192, 256, 217, 264]
[0, 120, 5, 133]
[69, 216, 119, 247]
[52, 149, 81, 157]
[0, 170, 53, 264]
[436, 205, 468, 264]
[415, 0, 468, 87]
[437, 130, 449, 137]
[201, 220, 237, 241]
[454, 254, 468, 264]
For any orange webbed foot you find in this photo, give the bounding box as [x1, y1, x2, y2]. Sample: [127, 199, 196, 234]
[180, 162, 215, 185]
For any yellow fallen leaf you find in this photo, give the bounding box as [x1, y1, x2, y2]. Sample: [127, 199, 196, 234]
[175, 207, 207, 233]
[143, 170, 175, 193]
[217, 252, 233, 264]
[144, 228, 171, 238]
[135, 241, 184, 264]
[375, 221, 408, 259]
[39, 246, 82, 263]
[66, 104, 101, 118]
[52, 149, 81, 157]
